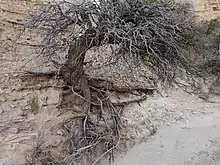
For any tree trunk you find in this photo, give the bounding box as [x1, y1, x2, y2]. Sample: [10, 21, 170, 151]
[59, 34, 93, 113]
[60, 28, 103, 86]
[60, 36, 88, 86]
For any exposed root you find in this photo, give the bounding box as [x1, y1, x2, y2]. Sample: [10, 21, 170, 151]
[22, 72, 152, 164]
[58, 77, 149, 164]
[61, 82, 123, 164]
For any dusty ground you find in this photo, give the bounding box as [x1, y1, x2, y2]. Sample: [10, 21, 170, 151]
[1, 0, 220, 165]
[109, 98, 220, 165]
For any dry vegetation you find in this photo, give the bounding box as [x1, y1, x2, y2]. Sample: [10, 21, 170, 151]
[26, 0, 200, 85]
[17, 0, 220, 164]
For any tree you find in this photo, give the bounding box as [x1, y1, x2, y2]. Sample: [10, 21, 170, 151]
[25, 0, 199, 164]
[26, 0, 198, 86]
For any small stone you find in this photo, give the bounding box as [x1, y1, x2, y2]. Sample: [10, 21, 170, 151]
[57, 130, 64, 136]
[5, 74, 9, 77]
[10, 104, 16, 108]
[12, 74, 18, 77]
[166, 123, 171, 126]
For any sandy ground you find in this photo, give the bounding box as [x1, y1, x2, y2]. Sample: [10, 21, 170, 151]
[110, 101, 220, 165]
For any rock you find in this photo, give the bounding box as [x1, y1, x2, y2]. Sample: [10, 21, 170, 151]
[41, 96, 48, 106]
[8, 128, 19, 134]
[57, 130, 64, 136]
[10, 104, 16, 108]
[166, 123, 171, 126]
[12, 74, 18, 77]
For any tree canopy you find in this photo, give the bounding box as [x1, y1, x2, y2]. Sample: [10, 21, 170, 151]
[26, 0, 198, 85]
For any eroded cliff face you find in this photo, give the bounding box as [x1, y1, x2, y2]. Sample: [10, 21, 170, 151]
[0, 1, 64, 164]
[0, 0, 39, 62]
[190, 0, 220, 20]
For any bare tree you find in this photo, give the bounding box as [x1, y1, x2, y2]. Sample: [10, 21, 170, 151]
[24, 0, 200, 164]
[26, 0, 198, 86]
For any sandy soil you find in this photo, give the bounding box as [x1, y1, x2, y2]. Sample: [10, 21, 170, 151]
[109, 99, 220, 165]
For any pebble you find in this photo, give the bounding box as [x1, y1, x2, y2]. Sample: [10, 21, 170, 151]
[5, 74, 9, 77]
[10, 104, 16, 108]
[166, 123, 171, 126]
[57, 130, 64, 136]
[12, 74, 18, 77]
